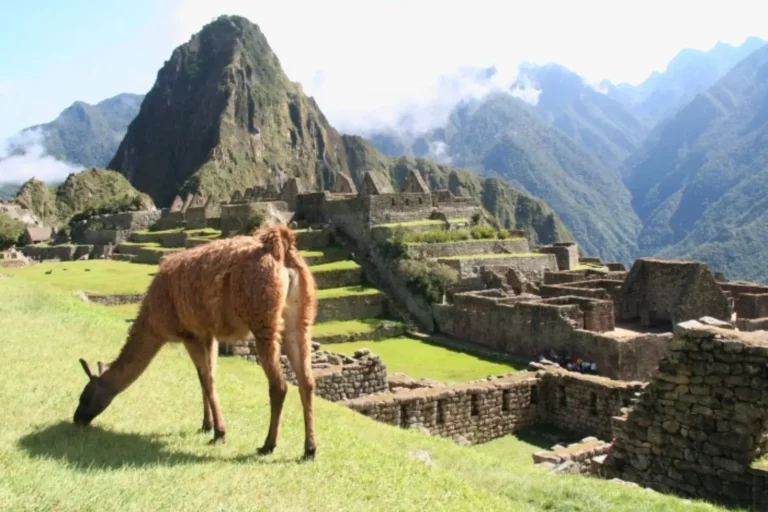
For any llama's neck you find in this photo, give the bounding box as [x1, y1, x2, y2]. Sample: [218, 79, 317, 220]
[101, 319, 163, 394]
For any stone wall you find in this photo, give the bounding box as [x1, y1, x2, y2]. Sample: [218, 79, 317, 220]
[70, 210, 162, 245]
[87, 293, 145, 306]
[344, 373, 541, 444]
[619, 258, 731, 328]
[224, 343, 388, 402]
[602, 321, 768, 509]
[439, 254, 558, 281]
[366, 193, 432, 224]
[433, 290, 669, 381]
[343, 364, 641, 445]
[735, 293, 768, 320]
[315, 292, 387, 323]
[407, 238, 530, 259]
[539, 243, 580, 271]
[22, 244, 113, 262]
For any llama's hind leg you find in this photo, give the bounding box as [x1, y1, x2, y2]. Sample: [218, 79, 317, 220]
[184, 338, 226, 444]
[251, 330, 287, 455]
[282, 321, 316, 460]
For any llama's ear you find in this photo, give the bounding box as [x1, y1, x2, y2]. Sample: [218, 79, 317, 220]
[79, 358, 94, 379]
[97, 361, 109, 376]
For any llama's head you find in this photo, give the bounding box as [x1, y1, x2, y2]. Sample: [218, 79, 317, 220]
[73, 358, 115, 426]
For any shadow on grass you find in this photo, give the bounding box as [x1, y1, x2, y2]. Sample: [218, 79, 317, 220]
[513, 425, 585, 450]
[17, 422, 298, 470]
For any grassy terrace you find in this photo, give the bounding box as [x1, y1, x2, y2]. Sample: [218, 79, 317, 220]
[325, 337, 523, 382]
[0, 274, 725, 510]
[132, 227, 221, 236]
[316, 285, 381, 300]
[439, 252, 545, 260]
[374, 219, 446, 228]
[313, 318, 402, 337]
[309, 260, 360, 273]
[2, 260, 158, 295]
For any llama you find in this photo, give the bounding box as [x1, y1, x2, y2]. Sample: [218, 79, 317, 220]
[74, 225, 319, 459]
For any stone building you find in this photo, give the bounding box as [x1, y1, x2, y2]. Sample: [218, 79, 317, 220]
[618, 258, 731, 328]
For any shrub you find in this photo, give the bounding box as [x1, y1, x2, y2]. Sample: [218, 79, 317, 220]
[379, 228, 409, 260]
[397, 258, 458, 304]
[0, 213, 24, 250]
[401, 229, 470, 244]
[471, 212, 482, 225]
[243, 212, 266, 234]
[469, 225, 497, 240]
[498, 229, 512, 240]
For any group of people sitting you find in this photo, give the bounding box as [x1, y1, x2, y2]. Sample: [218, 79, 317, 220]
[533, 349, 598, 375]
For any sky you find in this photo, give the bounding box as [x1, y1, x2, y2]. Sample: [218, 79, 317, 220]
[1, 0, 768, 140]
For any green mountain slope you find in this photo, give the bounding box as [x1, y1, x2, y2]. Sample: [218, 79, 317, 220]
[372, 94, 640, 262]
[19, 93, 143, 168]
[513, 63, 647, 166]
[625, 43, 768, 282]
[110, 15, 350, 206]
[602, 37, 765, 127]
[14, 169, 152, 226]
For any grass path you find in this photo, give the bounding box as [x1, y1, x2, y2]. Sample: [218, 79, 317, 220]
[0, 279, 726, 511]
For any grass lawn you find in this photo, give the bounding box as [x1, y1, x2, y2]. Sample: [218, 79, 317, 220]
[316, 286, 381, 300]
[439, 252, 545, 260]
[325, 337, 524, 382]
[309, 260, 360, 273]
[2, 260, 157, 295]
[101, 303, 141, 321]
[0, 280, 725, 511]
[313, 318, 403, 337]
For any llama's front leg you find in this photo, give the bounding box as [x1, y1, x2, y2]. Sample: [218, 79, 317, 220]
[184, 339, 226, 444]
[254, 336, 286, 455]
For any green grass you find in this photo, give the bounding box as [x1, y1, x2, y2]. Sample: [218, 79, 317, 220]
[133, 227, 221, 236]
[309, 260, 360, 273]
[316, 286, 381, 300]
[101, 303, 141, 321]
[439, 252, 545, 260]
[374, 219, 446, 228]
[2, 260, 157, 295]
[118, 241, 161, 247]
[0, 280, 726, 511]
[313, 318, 403, 337]
[325, 337, 523, 382]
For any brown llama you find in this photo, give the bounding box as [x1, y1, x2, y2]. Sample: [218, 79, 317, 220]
[74, 225, 319, 459]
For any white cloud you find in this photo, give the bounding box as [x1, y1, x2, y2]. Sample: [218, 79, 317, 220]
[0, 129, 81, 184]
[510, 74, 543, 106]
[428, 141, 452, 165]
[167, 0, 768, 136]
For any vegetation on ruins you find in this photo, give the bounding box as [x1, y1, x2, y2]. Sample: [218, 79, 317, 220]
[398, 225, 516, 244]
[397, 258, 459, 304]
[14, 169, 151, 227]
[0, 212, 24, 249]
[243, 211, 265, 234]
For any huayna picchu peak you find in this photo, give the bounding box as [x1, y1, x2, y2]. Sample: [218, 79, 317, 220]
[109, 15, 573, 247]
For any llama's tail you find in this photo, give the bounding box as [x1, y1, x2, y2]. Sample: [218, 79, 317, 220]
[259, 225, 296, 262]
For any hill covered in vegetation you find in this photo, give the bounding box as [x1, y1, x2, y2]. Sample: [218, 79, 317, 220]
[14, 169, 152, 227]
[624, 43, 768, 282]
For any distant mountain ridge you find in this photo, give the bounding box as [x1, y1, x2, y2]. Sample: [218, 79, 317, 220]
[601, 37, 766, 126]
[13, 93, 144, 168]
[623, 42, 768, 282]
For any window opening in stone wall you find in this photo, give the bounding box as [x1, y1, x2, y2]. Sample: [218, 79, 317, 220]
[559, 385, 566, 407]
[400, 405, 409, 428]
[391, 198, 396, 206]
[405, 198, 410, 206]
[437, 399, 446, 425]
[502, 390, 510, 412]
[590, 392, 598, 416]
[471, 394, 480, 417]
[418, 197, 423, 204]
[530, 385, 538, 404]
